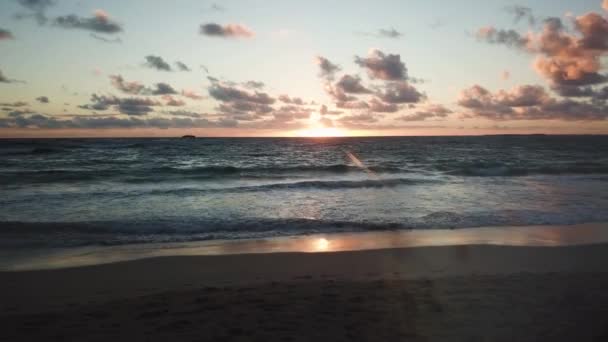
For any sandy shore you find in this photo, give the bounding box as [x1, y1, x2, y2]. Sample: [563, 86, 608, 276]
[3, 222, 608, 271]
[2, 241, 608, 341]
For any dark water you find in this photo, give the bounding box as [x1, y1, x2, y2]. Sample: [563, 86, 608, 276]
[1, 135, 608, 248]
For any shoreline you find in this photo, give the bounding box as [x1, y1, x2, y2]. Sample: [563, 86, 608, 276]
[2, 228, 608, 340]
[2, 222, 608, 271]
[2, 242, 608, 312]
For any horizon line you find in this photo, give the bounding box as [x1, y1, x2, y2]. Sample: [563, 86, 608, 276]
[1, 133, 607, 139]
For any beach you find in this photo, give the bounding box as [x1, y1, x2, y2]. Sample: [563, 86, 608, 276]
[2, 226, 608, 341]
[3, 0, 608, 339]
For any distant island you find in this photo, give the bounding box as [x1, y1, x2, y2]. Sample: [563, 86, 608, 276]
[181, 135, 196, 139]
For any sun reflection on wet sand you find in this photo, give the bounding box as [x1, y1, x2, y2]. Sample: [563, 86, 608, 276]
[2, 223, 608, 271]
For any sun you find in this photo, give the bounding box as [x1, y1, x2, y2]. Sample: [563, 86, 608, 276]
[296, 127, 347, 137]
[313, 238, 330, 251]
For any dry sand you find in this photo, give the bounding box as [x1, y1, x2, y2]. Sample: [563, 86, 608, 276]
[2, 241, 608, 341]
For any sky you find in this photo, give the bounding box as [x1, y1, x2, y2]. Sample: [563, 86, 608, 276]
[1, 0, 608, 137]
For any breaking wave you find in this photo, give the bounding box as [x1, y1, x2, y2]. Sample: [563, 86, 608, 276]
[3, 208, 607, 248]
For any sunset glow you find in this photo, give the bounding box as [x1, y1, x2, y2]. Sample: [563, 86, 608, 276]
[314, 238, 330, 252]
[295, 127, 348, 137]
[1, 1, 608, 137]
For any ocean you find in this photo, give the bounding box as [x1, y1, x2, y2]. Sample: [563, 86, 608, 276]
[1, 135, 608, 249]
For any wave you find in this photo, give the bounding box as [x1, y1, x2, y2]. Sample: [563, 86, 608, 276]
[0, 169, 109, 184]
[0, 219, 406, 248]
[100, 177, 436, 197]
[0, 147, 63, 156]
[156, 164, 403, 175]
[4, 163, 608, 186]
[31, 147, 62, 154]
[232, 178, 433, 191]
[2, 208, 606, 248]
[0, 164, 406, 185]
[446, 163, 608, 177]
[135, 178, 437, 195]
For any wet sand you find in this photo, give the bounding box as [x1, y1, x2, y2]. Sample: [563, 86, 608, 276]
[3, 222, 608, 271]
[1, 242, 608, 341]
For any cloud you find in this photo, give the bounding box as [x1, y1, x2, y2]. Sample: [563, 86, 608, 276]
[377, 81, 426, 104]
[181, 89, 204, 100]
[0, 69, 23, 84]
[318, 50, 426, 120]
[54, 10, 123, 34]
[218, 101, 274, 115]
[79, 94, 113, 111]
[0, 101, 28, 107]
[368, 98, 399, 113]
[151, 83, 178, 95]
[319, 105, 342, 116]
[533, 15, 608, 87]
[360, 28, 403, 39]
[239, 115, 306, 130]
[15, 0, 54, 25]
[36, 96, 49, 103]
[200, 23, 254, 38]
[551, 84, 596, 98]
[604, 0, 608, 11]
[79, 94, 161, 115]
[502, 70, 511, 80]
[336, 100, 370, 110]
[200, 78, 315, 127]
[273, 105, 312, 120]
[378, 28, 403, 38]
[319, 117, 334, 128]
[335, 75, 371, 94]
[209, 3, 225, 11]
[398, 104, 452, 121]
[175, 61, 191, 71]
[117, 97, 160, 115]
[575, 12, 608, 50]
[6, 109, 34, 116]
[209, 83, 275, 105]
[325, 74, 379, 104]
[109, 75, 145, 94]
[16, 0, 54, 12]
[1, 112, 235, 129]
[165, 110, 203, 118]
[0, 29, 14, 40]
[475, 27, 529, 48]
[227, 113, 261, 121]
[109, 75, 179, 96]
[505, 5, 536, 26]
[476, 12, 608, 90]
[354, 49, 408, 80]
[325, 83, 357, 102]
[243, 80, 264, 89]
[90, 33, 121, 43]
[458, 84, 549, 109]
[0, 70, 11, 83]
[338, 113, 379, 124]
[144, 55, 172, 71]
[551, 84, 608, 100]
[163, 95, 186, 107]
[278, 94, 304, 105]
[458, 84, 608, 120]
[315, 56, 341, 80]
